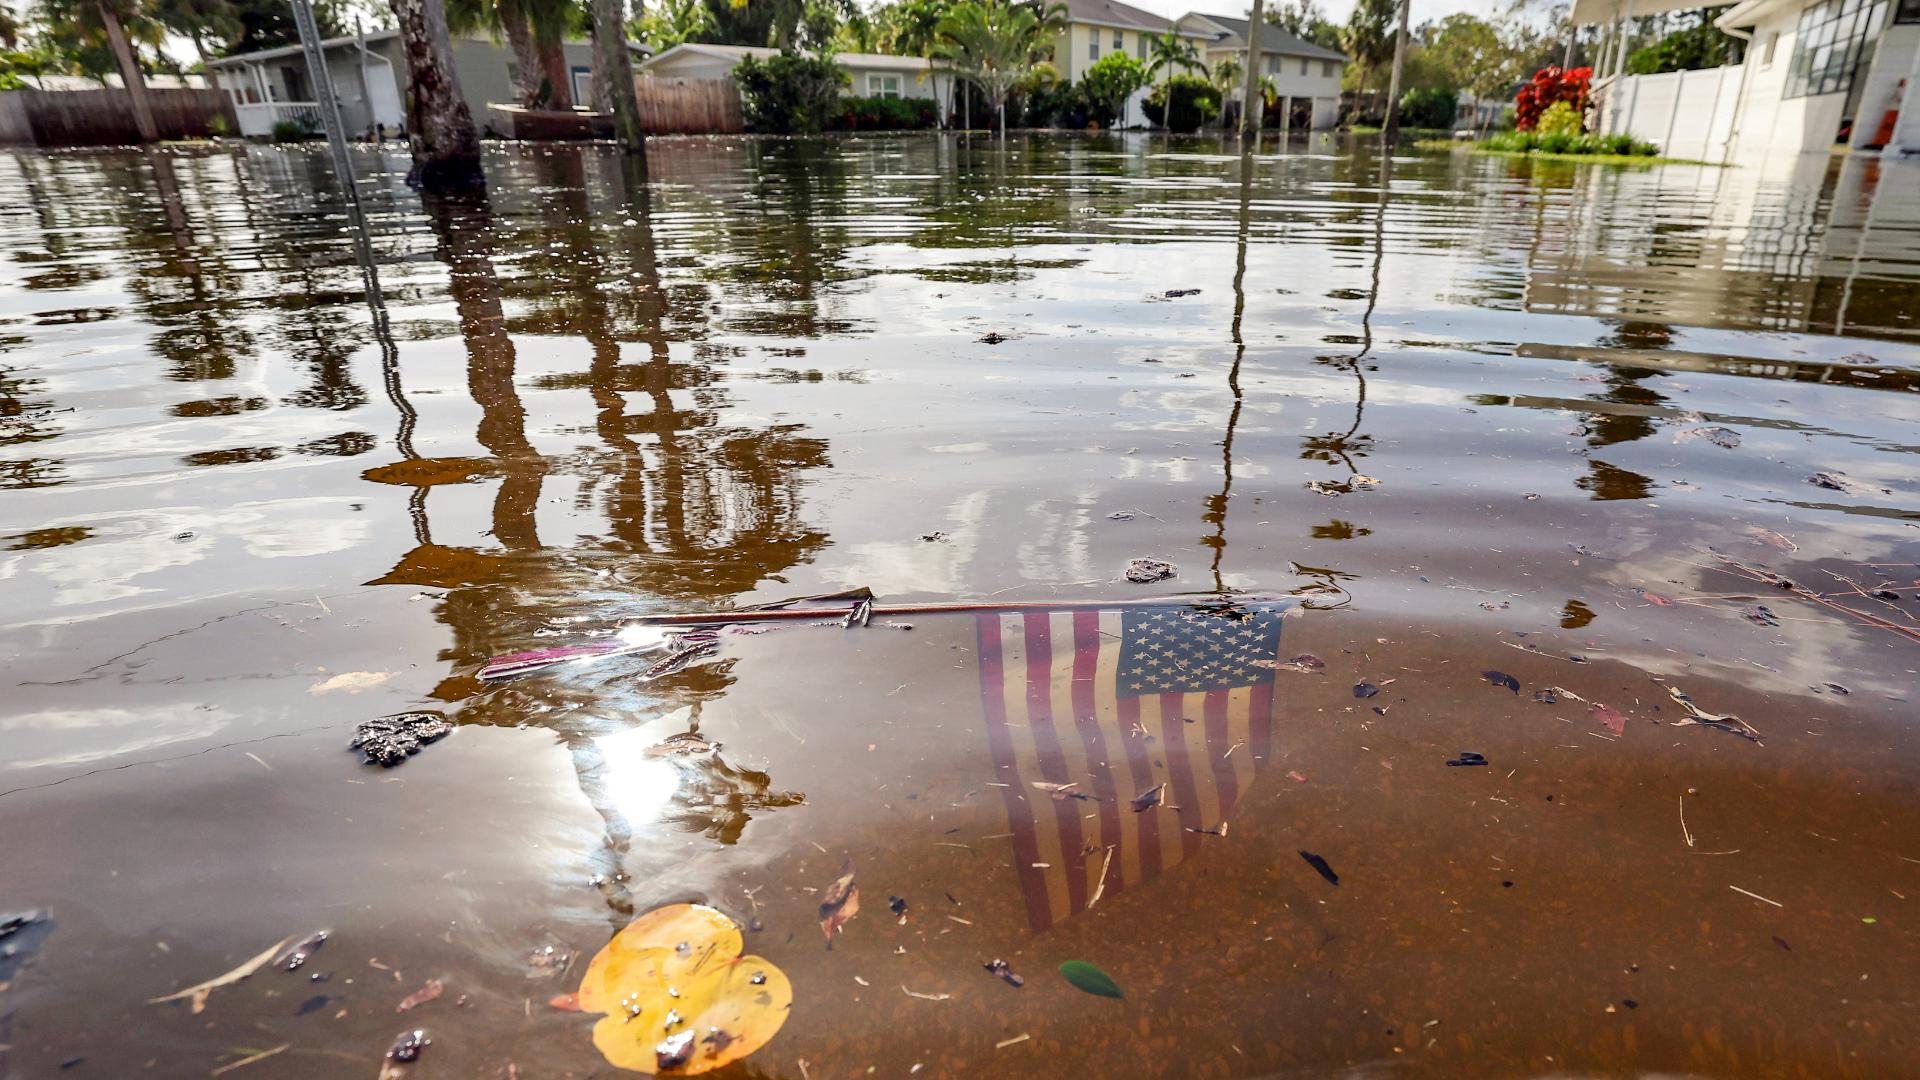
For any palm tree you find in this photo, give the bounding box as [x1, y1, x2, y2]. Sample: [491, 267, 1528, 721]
[1210, 51, 1240, 95]
[1144, 28, 1201, 81]
[932, 0, 1046, 136]
[37, 0, 161, 139]
[590, 0, 643, 152]
[151, 0, 240, 93]
[446, 0, 542, 106]
[387, 0, 485, 188]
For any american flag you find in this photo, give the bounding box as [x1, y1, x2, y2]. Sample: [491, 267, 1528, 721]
[975, 601, 1287, 930]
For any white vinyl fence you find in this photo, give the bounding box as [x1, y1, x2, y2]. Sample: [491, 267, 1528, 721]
[1592, 66, 1742, 161]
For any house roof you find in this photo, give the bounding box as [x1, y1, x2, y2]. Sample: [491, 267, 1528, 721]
[643, 44, 931, 73]
[1180, 12, 1348, 61]
[1060, 0, 1206, 35]
[207, 29, 399, 67]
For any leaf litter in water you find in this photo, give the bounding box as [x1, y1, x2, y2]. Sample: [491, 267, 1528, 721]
[1675, 426, 1741, 449]
[1592, 703, 1627, 736]
[147, 933, 295, 1014]
[1298, 850, 1340, 886]
[1129, 782, 1166, 812]
[1352, 682, 1379, 699]
[569, 903, 791, 1075]
[1482, 671, 1521, 694]
[819, 859, 860, 947]
[1058, 960, 1124, 999]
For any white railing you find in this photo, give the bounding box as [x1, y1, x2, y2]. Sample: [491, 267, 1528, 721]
[233, 101, 324, 138]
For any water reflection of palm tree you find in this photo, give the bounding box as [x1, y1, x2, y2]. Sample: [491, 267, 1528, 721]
[1300, 147, 1386, 484]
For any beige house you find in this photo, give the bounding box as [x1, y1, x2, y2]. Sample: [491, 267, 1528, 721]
[1174, 12, 1347, 128]
[641, 44, 938, 101]
[1051, 0, 1213, 126]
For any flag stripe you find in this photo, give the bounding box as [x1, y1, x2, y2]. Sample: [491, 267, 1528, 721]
[1157, 691, 1204, 860]
[1024, 612, 1088, 918]
[976, 614, 1054, 932]
[1093, 610, 1145, 893]
[1070, 611, 1120, 901]
[1204, 688, 1238, 824]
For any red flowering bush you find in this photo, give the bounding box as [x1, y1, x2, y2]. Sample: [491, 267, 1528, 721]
[1514, 66, 1592, 131]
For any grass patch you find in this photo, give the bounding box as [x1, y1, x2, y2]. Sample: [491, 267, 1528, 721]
[1415, 137, 1720, 167]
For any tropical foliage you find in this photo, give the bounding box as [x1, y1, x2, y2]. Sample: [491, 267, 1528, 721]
[1513, 65, 1590, 131]
[1142, 28, 1202, 80]
[828, 93, 938, 129]
[1397, 86, 1456, 129]
[930, 0, 1051, 133]
[1626, 9, 1732, 75]
[733, 49, 850, 133]
[1142, 72, 1218, 133]
[1480, 128, 1659, 156]
[1080, 51, 1146, 127]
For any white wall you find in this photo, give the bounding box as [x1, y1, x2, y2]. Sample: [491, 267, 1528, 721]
[1597, 65, 1742, 158]
[1849, 23, 1918, 148]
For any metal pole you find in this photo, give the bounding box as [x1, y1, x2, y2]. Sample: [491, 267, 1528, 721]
[1241, 0, 1266, 144]
[290, 0, 363, 215]
[1382, 0, 1411, 142]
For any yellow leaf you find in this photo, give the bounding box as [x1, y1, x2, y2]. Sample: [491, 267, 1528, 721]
[572, 904, 790, 1075]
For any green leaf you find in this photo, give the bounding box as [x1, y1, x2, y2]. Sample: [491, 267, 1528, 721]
[1058, 960, 1123, 999]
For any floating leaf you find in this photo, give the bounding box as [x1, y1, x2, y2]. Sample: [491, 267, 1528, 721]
[1675, 426, 1741, 449]
[572, 904, 791, 1075]
[1482, 670, 1521, 694]
[1129, 782, 1166, 812]
[1592, 703, 1626, 735]
[148, 934, 295, 1014]
[1748, 527, 1798, 552]
[1058, 960, 1123, 999]
[1298, 850, 1339, 886]
[396, 978, 443, 1013]
[1352, 682, 1378, 699]
[818, 860, 859, 947]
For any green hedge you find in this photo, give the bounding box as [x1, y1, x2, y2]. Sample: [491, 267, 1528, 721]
[828, 95, 938, 131]
[734, 51, 850, 134]
[1481, 130, 1660, 156]
[1142, 75, 1220, 133]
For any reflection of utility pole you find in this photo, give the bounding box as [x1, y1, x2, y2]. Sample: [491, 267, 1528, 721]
[1209, 152, 1257, 593]
[1381, 0, 1411, 143]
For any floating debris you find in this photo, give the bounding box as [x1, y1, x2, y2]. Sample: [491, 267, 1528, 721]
[1353, 682, 1379, 699]
[1298, 850, 1340, 886]
[1592, 703, 1627, 735]
[350, 713, 453, 767]
[983, 958, 1025, 987]
[276, 931, 328, 971]
[1129, 782, 1166, 812]
[1123, 558, 1176, 584]
[1446, 752, 1488, 767]
[148, 934, 295, 1015]
[1482, 670, 1521, 694]
[1667, 686, 1763, 743]
[1675, 426, 1741, 449]
[819, 860, 860, 947]
[397, 978, 444, 1013]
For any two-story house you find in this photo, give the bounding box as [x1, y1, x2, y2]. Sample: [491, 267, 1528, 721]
[1051, 0, 1215, 126]
[1174, 12, 1348, 129]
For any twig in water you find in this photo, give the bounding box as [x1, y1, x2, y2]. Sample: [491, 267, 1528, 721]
[1679, 794, 1694, 848]
[210, 1044, 290, 1077]
[1088, 846, 1115, 909]
[1730, 885, 1783, 908]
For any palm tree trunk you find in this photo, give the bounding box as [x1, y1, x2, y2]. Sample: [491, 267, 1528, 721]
[190, 31, 222, 94]
[590, 0, 643, 153]
[536, 30, 572, 108]
[499, 0, 544, 106]
[387, 0, 485, 189]
[97, 2, 158, 143]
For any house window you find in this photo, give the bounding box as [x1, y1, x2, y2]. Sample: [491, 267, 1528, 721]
[1300, 57, 1309, 75]
[1896, 0, 1920, 22]
[1265, 54, 1279, 74]
[1136, 34, 1146, 58]
[1113, 30, 1123, 51]
[1089, 32, 1099, 59]
[1323, 60, 1335, 77]
[868, 73, 902, 98]
[1761, 30, 1780, 64]
[1784, 0, 1890, 98]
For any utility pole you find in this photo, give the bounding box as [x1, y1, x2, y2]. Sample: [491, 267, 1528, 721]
[1381, 0, 1411, 142]
[1241, 0, 1266, 144]
[291, 0, 365, 216]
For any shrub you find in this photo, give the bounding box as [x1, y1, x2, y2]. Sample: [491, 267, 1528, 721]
[734, 51, 849, 134]
[1536, 100, 1582, 137]
[1143, 74, 1219, 133]
[1081, 52, 1148, 128]
[1398, 87, 1457, 130]
[1476, 129, 1661, 158]
[270, 118, 312, 143]
[1513, 66, 1591, 131]
[827, 95, 937, 131]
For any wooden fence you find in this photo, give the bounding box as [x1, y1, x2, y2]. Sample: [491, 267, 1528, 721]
[0, 88, 238, 146]
[635, 78, 743, 135]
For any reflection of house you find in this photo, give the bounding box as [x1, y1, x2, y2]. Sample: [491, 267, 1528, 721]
[640, 44, 935, 100]
[1580, 0, 1920, 158]
[1052, 0, 1213, 126]
[1174, 12, 1347, 128]
[207, 29, 598, 138]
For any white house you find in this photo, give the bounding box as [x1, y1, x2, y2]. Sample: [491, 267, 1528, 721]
[1579, 0, 1920, 158]
[640, 44, 937, 101]
[1174, 12, 1348, 128]
[208, 28, 600, 139]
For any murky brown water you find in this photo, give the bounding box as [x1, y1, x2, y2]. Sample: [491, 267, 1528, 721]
[3, 133, 1919, 1079]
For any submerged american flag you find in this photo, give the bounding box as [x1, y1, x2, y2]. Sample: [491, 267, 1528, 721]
[975, 601, 1287, 930]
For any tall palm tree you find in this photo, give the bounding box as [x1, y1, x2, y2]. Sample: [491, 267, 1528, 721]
[591, 0, 643, 152]
[446, 0, 543, 106]
[387, 0, 485, 188]
[1144, 28, 1202, 81]
[879, 0, 952, 126]
[37, 0, 161, 139]
[932, 0, 1045, 136]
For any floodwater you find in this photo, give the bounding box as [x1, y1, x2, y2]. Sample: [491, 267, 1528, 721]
[2, 133, 1919, 1079]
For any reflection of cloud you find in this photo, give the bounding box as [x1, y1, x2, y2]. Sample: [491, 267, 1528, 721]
[829, 489, 989, 594]
[13, 499, 368, 612]
[3, 704, 232, 770]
